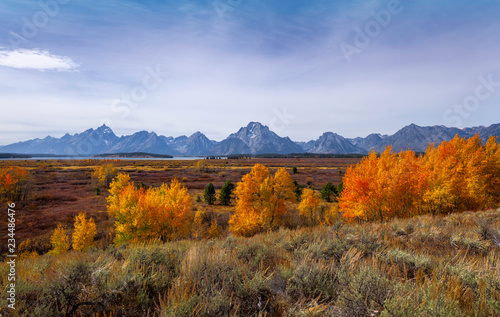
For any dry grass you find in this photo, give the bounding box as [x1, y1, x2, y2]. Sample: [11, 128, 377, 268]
[1, 209, 499, 316]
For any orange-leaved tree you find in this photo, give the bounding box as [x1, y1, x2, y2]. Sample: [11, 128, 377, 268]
[483, 136, 500, 206]
[340, 147, 430, 221]
[339, 134, 500, 222]
[0, 166, 30, 202]
[107, 174, 192, 243]
[72, 212, 97, 252]
[229, 164, 295, 236]
[339, 150, 389, 222]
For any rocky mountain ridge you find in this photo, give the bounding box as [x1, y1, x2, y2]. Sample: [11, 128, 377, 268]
[1, 122, 499, 156]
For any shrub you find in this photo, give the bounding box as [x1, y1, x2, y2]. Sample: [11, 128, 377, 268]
[380, 248, 433, 276]
[287, 258, 339, 303]
[195, 160, 208, 173]
[192, 209, 222, 239]
[381, 272, 499, 317]
[236, 241, 282, 272]
[338, 267, 393, 316]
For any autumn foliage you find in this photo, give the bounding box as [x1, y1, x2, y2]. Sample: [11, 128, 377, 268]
[339, 135, 500, 222]
[229, 164, 295, 236]
[72, 212, 97, 252]
[50, 223, 70, 254]
[92, 163, 117, 188]
[298, 188, 321, 225]
[0, 166, 30, 202]
[107, 173, 192, 243]
[192, 209, 222, 239]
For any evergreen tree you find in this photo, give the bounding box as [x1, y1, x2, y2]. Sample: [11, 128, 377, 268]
[336, 182, 343, 196]
[320, 182, 336, 202]
[292, 180, 304, 201]
[204, 182, 216, 205]
[219, 180, 235, 205]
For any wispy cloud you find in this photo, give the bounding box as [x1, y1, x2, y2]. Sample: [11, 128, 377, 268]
[0, 49, 78, 71]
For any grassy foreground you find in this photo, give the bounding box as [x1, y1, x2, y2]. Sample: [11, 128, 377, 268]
[2, 209, 500, 316]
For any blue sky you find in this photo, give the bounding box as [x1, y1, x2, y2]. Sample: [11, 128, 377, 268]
[1, 0, 500, 145]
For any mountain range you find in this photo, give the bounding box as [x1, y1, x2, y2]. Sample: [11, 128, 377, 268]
[1, 122, 499, 156]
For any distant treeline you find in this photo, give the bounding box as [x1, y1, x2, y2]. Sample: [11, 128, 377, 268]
[0, 154, 81, 158]
[0, 153, 32, 158]
[94, 152, 174, 158]
[227, 153, 367, 159]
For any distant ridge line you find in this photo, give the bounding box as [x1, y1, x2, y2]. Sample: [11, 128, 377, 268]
[0, 122, 498, 156]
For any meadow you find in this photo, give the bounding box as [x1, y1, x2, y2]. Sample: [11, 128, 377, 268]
[0, 157, 352, 255]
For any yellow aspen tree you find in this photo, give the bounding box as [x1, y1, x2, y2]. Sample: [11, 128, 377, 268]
[72, 212, 97, 251]
[229, 164, 295, 236]
[107, 173, 133, 217]
[207, 219, 222, 238]
[107, 176, 192, 243]
[298, 188, 321, 225]
[459, 135, 488, 210]
[422, 136, 468, 214]
[229, 164, 270, 236]
[321, 203, 340, 226]
[153, 178, 193, 240]
[267, 167, 296, 225]
[192, 209, 208, 239]
[92, 163, 117, 188]
[50, 223, 70, 254]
